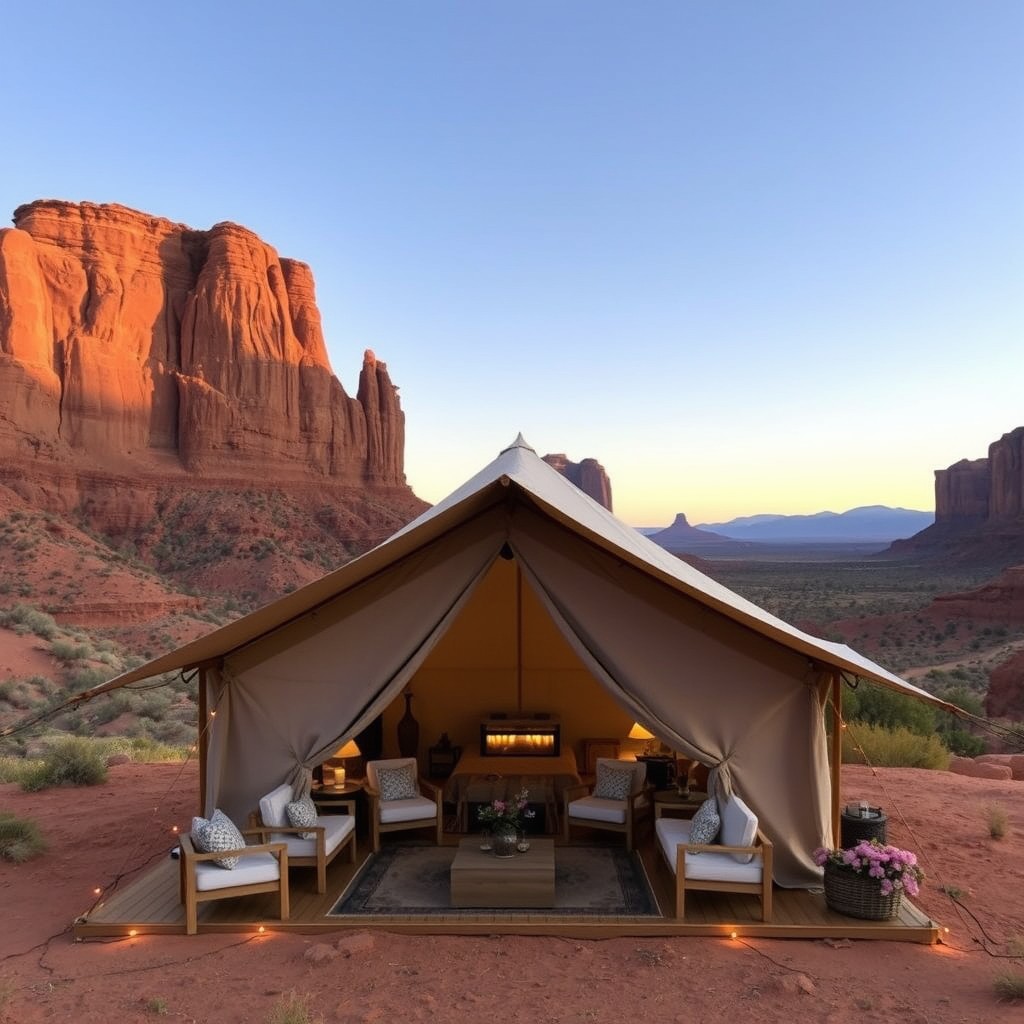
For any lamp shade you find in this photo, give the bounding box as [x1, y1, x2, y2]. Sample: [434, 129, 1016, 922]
[335, 739, 361, 759]
[628, 722, 655, 741]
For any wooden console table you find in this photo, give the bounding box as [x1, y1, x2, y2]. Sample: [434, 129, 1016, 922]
[449, 837, 555, 908]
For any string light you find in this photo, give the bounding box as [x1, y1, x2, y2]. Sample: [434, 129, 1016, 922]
[258, 925, 266, 934]
[93, 887, 102, 895]
[128, 929, 138, 938]
[730, 930, 738, 940]
[171, 825, 179, 833]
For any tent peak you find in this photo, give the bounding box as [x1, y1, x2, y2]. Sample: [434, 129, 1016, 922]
[500, 433, 537, 456]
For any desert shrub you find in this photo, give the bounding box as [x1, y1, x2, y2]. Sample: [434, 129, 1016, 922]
[987, 804, 1008, 840]
[267, 991, 322, 1024]
[0, 603, 58, 639]
[0, 755, 44, 785]
[0, 812, 47, 862]
[20, 737, 107, 791]
[842, 722, 949, 769]
[994, 973, 1024, 1002]
[49, 639, 93, 662]
[843, 681, 937, 737]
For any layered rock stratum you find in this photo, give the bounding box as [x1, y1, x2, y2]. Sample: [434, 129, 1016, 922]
[0, 200, 426, 609]
[0, 200, 405, 483]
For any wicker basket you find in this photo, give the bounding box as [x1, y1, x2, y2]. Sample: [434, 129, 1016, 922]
[824, 861, 902, 920]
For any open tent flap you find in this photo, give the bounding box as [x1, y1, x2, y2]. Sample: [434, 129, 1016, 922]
[208, 512, 502, 821]
[509, 506, 830, 886]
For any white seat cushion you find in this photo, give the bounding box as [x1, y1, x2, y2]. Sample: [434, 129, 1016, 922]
[656, 817, 762, 882]
[568, 796, 628, 825]
[682, 850, 763, 884]
[280, 814, 354, 858]
[379, 795, 437, 824]
[259, 783, 294, 829]
[719, 793, 758, 864]
[193, 851, 280, 892]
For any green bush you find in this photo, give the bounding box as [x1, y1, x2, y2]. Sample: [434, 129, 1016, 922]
[0, 812, 47, 862]
[0, 756, 44, 784]
[20, 737, 108, 791]
[0, 603, 58, 639]
[843, 681, 937, 736]
[842, 722, 949, 769]
[49, 639, 93, 662]
[994, 973, 1024, 1002]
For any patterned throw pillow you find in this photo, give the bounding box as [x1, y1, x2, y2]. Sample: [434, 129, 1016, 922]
[286, 795, 318, 839]
[376, 763, 418, 801]
[192, 808, 246, 869]
[687, 798, 721, 854]
[592, 762, 635, 801]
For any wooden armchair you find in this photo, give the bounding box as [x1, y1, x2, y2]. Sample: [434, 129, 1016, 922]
[250, 783, 357, 894]
[564, 757, 652, 852]
[179, 831, 288, 935]
[654, 792, 773, 921]
[365, 757, 443, 852]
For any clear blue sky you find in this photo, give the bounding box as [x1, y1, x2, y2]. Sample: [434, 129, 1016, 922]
[3, 2, 1021, 525]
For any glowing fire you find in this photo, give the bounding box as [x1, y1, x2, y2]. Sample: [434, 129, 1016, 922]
[485, 733, 556, 753]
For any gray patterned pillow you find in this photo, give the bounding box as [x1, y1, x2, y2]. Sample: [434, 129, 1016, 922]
[592, 762, 635, 801]
[192, 808, 246, 869]
[286, 795, 318, 839]
[376, 764, 417, 801]
[687, 798, 721, 854]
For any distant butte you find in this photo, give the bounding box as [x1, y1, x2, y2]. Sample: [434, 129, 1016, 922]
[887, 426, 1024, 568]
[542, 453, 613, 510]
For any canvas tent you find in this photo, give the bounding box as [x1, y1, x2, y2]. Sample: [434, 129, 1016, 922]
[89, 435, 957, 888]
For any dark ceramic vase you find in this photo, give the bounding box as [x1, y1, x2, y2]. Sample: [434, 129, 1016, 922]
[397, 692, 419, 758]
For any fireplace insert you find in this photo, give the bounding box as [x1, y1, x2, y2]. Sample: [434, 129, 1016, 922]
[480, 716, 561, 757]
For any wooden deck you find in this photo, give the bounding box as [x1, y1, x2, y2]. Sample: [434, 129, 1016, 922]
[74, 834, 941, 942]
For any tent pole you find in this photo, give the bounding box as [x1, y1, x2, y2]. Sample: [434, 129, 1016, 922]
[516, 564, 523, 712]
[829, 670, 842, 845]
[198, 666, 208, 813]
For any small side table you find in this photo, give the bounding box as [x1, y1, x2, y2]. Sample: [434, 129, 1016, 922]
[653, 789, 708, 820]
[312, 780, 365, 831]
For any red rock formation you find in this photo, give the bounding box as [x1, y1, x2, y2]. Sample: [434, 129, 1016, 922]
[929, 565, 1024, 623]
[934, 428, 1024, 525]
[542, 453, 613, 510]
[0, 200, 406, 485]
[986, 649, 1024, 721]
[889, 427, 1024, 567]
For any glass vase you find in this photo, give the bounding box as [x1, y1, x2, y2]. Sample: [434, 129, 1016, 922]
[516, 828, 531, 853]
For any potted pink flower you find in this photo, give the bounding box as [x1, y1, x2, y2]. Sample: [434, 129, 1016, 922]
[814, 838, 925, 920]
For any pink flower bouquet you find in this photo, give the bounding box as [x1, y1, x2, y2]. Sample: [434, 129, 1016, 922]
[813, 839, 924, 897]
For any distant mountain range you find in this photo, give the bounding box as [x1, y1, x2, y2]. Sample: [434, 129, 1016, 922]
[643, 506, 934, 552]
[700, 506, 934, 543]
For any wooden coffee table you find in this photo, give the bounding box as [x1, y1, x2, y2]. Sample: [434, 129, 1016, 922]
[450, 837, 555, 908]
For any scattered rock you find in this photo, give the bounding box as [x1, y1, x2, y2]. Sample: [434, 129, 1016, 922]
[335, 931, 375, 957]
[303, 943, 339, 966]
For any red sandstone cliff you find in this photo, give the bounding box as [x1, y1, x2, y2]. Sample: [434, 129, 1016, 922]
[0, 200, 426, 606]
[0, 200, 405, 484]
[541, 453, 613, 510]
[888, 427, 1024, 567]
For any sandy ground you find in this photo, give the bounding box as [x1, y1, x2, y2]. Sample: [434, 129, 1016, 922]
[1, 762, 1023, 1024]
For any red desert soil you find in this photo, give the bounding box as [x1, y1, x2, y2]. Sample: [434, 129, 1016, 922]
[1, 763, 1022, 1023]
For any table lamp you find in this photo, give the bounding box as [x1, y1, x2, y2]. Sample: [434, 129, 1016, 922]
[332, 738, 361, 785]
[628, 721, 658, 756]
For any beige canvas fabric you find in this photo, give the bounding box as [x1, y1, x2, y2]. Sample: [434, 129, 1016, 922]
[86, 435, 959, 889]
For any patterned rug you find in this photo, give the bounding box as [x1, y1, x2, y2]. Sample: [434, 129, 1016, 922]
[329, 845, 659, 917]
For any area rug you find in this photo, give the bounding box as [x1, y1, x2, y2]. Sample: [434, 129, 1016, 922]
[329, 845, 659, 917]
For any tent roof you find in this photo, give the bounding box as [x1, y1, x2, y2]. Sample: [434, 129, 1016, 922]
[87, 434, 950, 711]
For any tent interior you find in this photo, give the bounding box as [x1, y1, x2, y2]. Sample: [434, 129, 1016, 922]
[383, 555, 633, 764]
